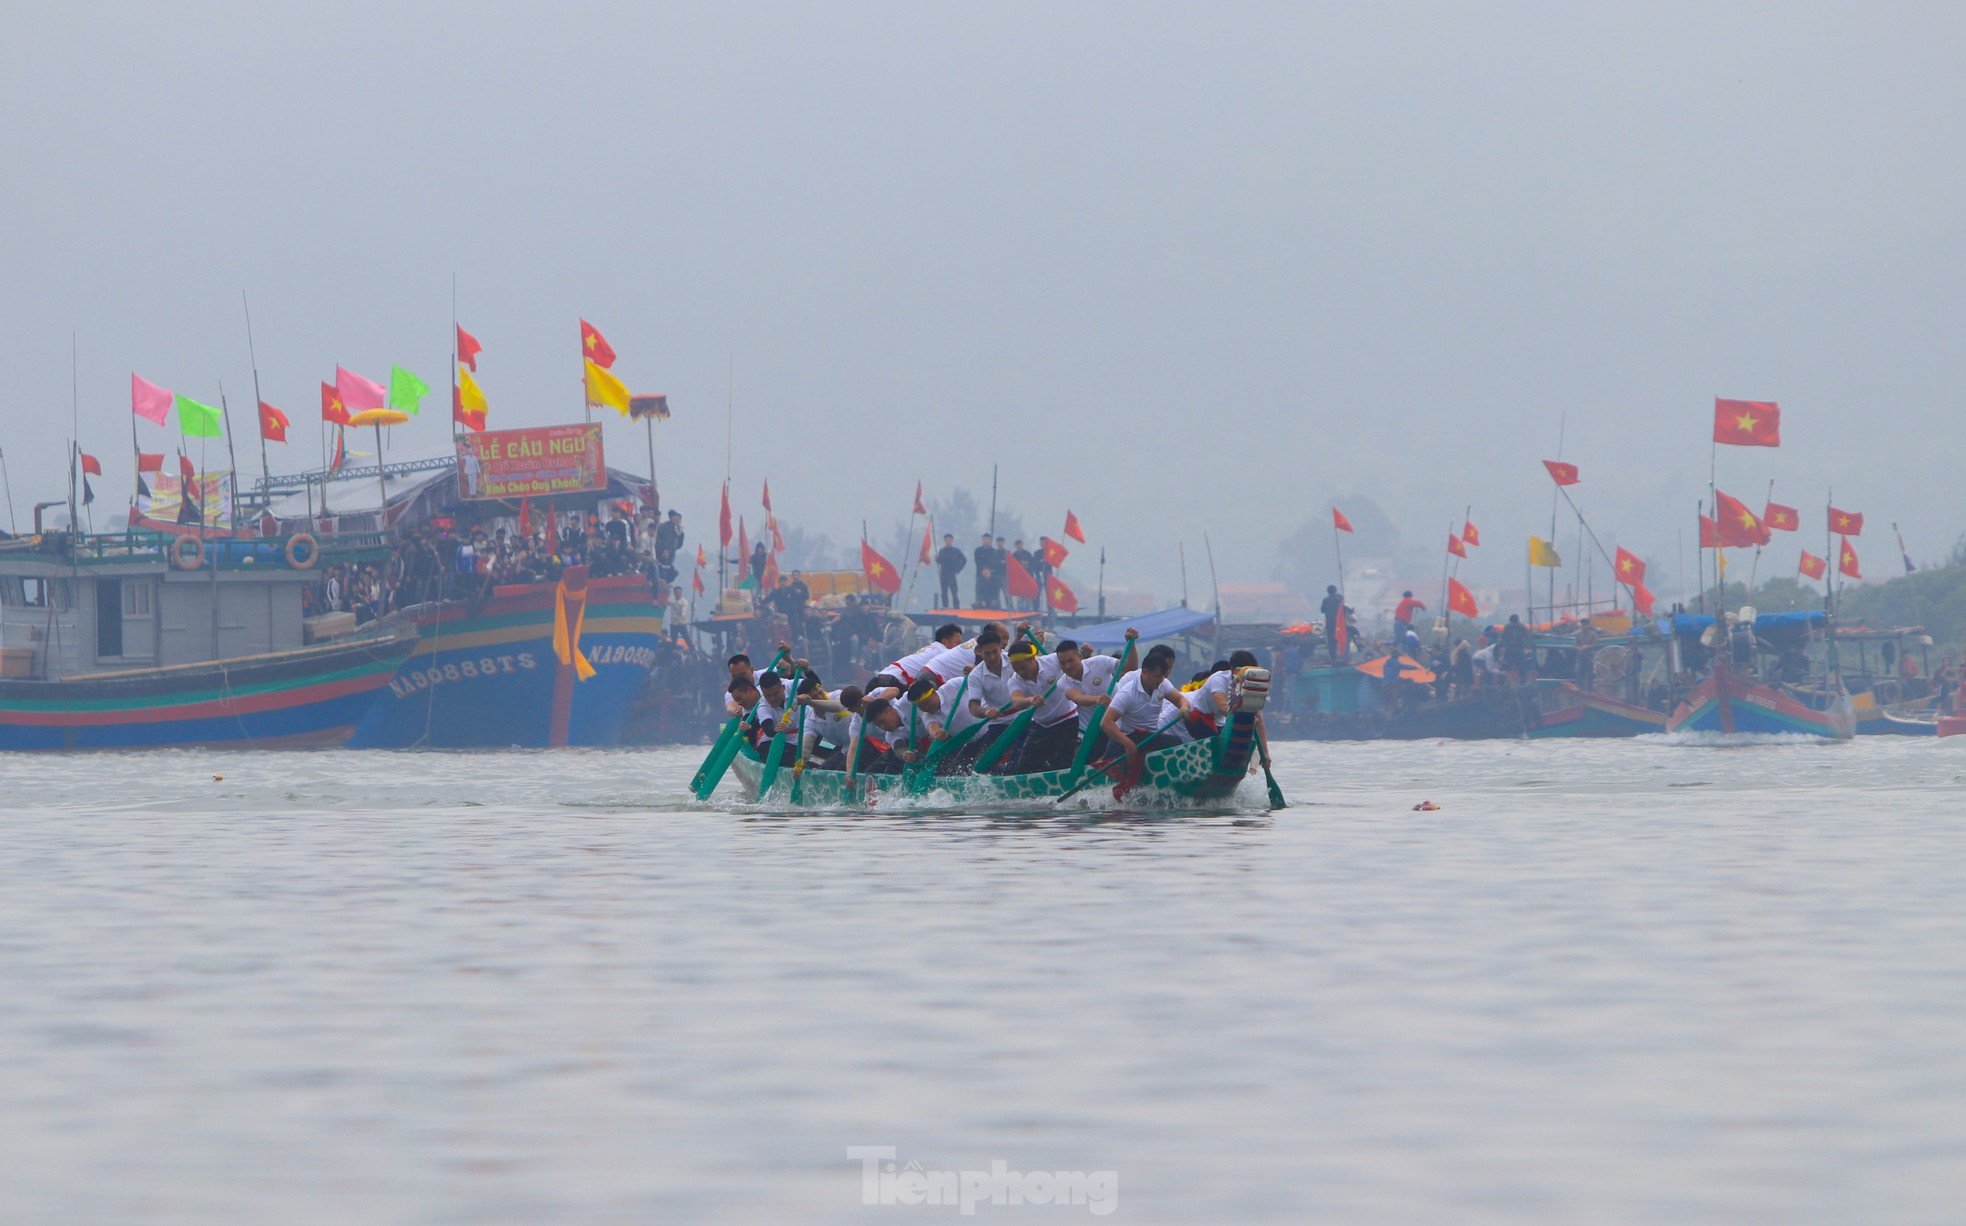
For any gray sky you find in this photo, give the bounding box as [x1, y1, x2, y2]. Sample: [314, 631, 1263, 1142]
[3, 2, 1962, 601]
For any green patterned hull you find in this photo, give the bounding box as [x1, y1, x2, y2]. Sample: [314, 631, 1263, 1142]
[726, 709, 1275, 809]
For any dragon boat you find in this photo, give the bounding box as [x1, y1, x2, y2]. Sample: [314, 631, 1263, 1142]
[711, 668, 1283, 809]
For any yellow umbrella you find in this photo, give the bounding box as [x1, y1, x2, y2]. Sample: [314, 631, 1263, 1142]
[347, 407, 410, 427]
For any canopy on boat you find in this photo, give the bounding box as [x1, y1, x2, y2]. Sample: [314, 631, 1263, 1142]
[1664, 610, 1826, 637]
[1356, 654, 1437, 683]
[907, 608, 1035, 627]
[1071, 606, 1215, 650]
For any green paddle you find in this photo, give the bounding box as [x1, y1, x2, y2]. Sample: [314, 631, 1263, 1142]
[788, 700, 812, 805]
[1254, 723, 1287, 809]
[971, 677, 1061, 774]
[691, 646, 787, 801]
[755, 663, 806, 797]
[907, 674, 972, 791]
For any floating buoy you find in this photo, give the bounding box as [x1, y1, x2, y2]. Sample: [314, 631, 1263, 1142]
[1412, 800, 1439, 811]
[212, 775, 223, 782]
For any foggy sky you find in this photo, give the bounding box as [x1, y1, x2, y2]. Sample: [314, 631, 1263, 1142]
[3, 2, 1962, 601]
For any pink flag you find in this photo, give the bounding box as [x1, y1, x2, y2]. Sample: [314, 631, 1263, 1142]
[131, 373, 172, 425]
[335, 366, 386, 414]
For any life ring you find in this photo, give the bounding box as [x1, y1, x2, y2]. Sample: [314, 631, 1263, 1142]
[170, 535, 203, 571]
[284, 533, 319, 570]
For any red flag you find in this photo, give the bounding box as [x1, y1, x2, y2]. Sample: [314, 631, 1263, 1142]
[178, 453, 196, 486]
[919, 523, 934, 565]
[258, 401, 289, 443]
[761, 479, 773, 513]
[518, 496, 532, 537]
[1446, 533, 1467, 559]
[1631, 583, 1657, 615]
[1699, 515, 1721, 548]
[456, 325, 482, 371]
[1613, 546, 1646, 586]
[329, 430, 346, 473]
[769, 517, 785, 552]
[691, 568, 706, 594]
[695, 544, 707, 568]
[136, 452, 164, 473]
[1798, 550, 1827, 580]
[1332, 507, 1354, 533]
[579, 319, 616, 368]
[1063, 510, 1085, 543]
[912, 481, 927, 516]
[78, 452, 102, 476]
[1332, 603, 1349, 654]
[1462, 520, 1480, 546]
[1763, 502, 1800, 532]
[1006, 554, 1038, 600]
[1446, 577, 1479, 618]
[1046, 575, 1079, 614]
[1839, 537, 1861, 579]
[1713, 490, 1769, 547]
[1542, 459, 1580, 486]
[737, 517, 749, 570]
[320, 381, 350, 425]
[1713, 398, 1781, 447]
[718, 483, 732, 548]
[761, 550, 780, 591]
[1041, 536, 1069, 567]
[1829, 507, 1864, 536]
[861, 540, 901, 593]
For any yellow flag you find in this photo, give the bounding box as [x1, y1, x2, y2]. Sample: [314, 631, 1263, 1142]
[1529, 536, 1562, 568]
[583, 357, 631, 415]
[457, 365, 487, 415]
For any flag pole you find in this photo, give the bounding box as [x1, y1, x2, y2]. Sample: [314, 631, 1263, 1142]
[450, 274, 461, 444]
[1748, 477, 1774, 593]
[241, 293, 271, 504]
[217, 382, 242, 535]
[644, 414, 658, 514]
[375, 423, 388, 519]
[68, 334, 80, 537]
[1203, 530, 1222, 622]
[0, 447, 16, 535]
[127, 368, 143, 531]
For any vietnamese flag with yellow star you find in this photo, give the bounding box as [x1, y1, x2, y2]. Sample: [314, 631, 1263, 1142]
[1829, 507, 1864, 536]
[580, 319, 616, 368]
[1713, 490, 1770, 547]
[1713, 398, 1781, 447]
[861, 540, 900, 593]
[1613, 546, 1646, 586]
[1763, 502, 1800, 532]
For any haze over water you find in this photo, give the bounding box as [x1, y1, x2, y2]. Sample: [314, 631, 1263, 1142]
[3, 739, 1962, 1221]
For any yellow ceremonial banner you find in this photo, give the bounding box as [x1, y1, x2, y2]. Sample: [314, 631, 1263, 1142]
[458, 365, 488, 415]
[1529, 536, 1562, 568]
[583, 358, 631, 414]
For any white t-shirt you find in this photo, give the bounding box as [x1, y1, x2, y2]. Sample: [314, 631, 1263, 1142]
[887, 641, 947, 680]
[925, 674, 984, 737]
[1186, 670, 1234, 719]
[966, 658, 1017, 725]
[1064, 654, 1122, 728]
[847, 698, 917, 752]
[1010, 655, 1078, 727]
[802, 689, 855, 749]
[1108, 670, 1179, 735]
[918, 640, 978, 685]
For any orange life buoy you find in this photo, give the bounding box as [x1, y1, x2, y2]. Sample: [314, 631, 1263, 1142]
[170, 535, 203, 571]
[284, 533, 319, 570]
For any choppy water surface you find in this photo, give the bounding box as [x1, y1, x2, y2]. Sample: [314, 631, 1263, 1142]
[2, 737, 1964, 1222]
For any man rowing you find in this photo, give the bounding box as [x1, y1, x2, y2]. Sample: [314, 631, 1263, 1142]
[1101, 643, 1190, 760]
[867, 623, 963, 697]
[1005, 639, 1082, 772]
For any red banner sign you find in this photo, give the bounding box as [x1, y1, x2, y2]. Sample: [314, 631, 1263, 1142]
[456, 424, 605, 501]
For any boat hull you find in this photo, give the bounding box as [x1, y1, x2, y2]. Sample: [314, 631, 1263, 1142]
[1529, 683, 1669, 739]
[349, 574, 665, 749]
[1666, 668, 1855, 740]
[728, 709, 1272, 808]
[0, 636, 415, 751]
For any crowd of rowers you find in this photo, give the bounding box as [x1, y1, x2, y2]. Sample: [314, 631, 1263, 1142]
[720, 621, 1274, 777]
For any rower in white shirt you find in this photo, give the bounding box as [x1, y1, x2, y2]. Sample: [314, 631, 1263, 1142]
[1101, 643, 1190, 760]
[1006, 641, 1082, 772]
[868, 624, 964, 696]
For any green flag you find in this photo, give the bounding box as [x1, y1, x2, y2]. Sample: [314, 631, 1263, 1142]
[175, 393, 223, 438]
[389, 364, 430, 414]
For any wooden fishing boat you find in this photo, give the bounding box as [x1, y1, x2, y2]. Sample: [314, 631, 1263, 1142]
[1528, 681, 1669, 738]
[0, 634, 415, 750]
[1665, 663, 1856, 740]
[349, 568, 666, 749]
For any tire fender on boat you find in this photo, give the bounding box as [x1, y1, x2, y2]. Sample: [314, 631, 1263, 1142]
[284, 533, 319, 570]
[170, 535, 203, 571]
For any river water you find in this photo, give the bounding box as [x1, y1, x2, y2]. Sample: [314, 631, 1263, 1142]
[1, 737, 1962, 1223]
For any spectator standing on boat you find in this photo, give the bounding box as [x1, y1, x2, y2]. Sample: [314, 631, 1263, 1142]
[1572, 617, 1600, 688]
[1393, 591, 1426, 643]
[1011, 540, 1037, 611]
[1499, 614, 1532, 682]
[1319, 585, 1346, 661]
[935, 534, 966, 608]
[748, 539, 768, 588]
[655, 510, 685, 558]
[972, 533, 999, 607]
[1450, 639, 1476, 698]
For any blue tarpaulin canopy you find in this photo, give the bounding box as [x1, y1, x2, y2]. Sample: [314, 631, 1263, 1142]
[1070, 606, 1216, 650]
[1664, 610, 1826, 637]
